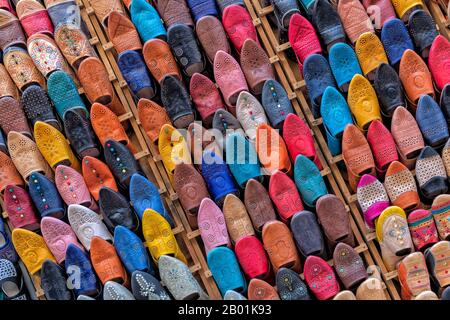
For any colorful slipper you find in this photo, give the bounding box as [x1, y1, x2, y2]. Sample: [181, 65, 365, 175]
[82, 157, 117, 202]
[384, 161, 420, 212]
[63, 110, 99, 159]
[256, 123, 291, 174]
[0, 218, 18, 263]
[67, 204, 112, 250]
[304, 255, 340, 300]
[47, 0, 81, 29]
[333, 243, 368, 289]
[0, 8, 26, 51]
[99, 187, 138, 232]
[0, 97, 31, 136]
[374, 63, 404, 117]
[56, 165, 95, 210]
[0, 151, 23, 193]
[291, 211, 325, 258]
[156, 0, 193, 28]
[198, 198, 230, 253]
[337, 0, 373, 44]
[362, 0, 396, 29]
[247, 279, 279, 300]
[224, 290, 247, 300]
[118, 50, 154, 100]
[130, 0, 166, 42]
[356, 277, 387, 299]
[441, 85, 450, 127]
[311, 0, 345, 48]
[196, 15, 230, 64]
[425, 241, 450, 289]
[161, 75, 194, 128]
[415, 146, 448, 200]
[90, 236, 127, 285]
[276, 268, 310, 300]
[355, 32, 388, 78]
[87, 0, 123, 27]
[271, 0, 300, 31]
[367, 120, 398, 175]
[293, 155, 328, 207]
[41, 260, 72, 300]
[408, 209, 438, 251]
[3, 46, 45, 90]
[329, 43, 362, 92]
[381, 18, 414, 65]
[303, 54, 336, 118]
[222, 4, 258, 54]
[103, 281, 135, 300]
[398, 252, 431, 299]
[416, 95, 449, 148]
[107, 11, 141, 54]
[212, 109, 244, 151]
[0, 63, 19, 100]
[357, 174, 390, 230]
[269, 170, 303, 222]
[104, 139, 140, 188]
[262, 220, 301, 273]
[408, 10, 438, 58]
[5, 185, 40, 230]
[333, 291, 356, 300]
[261, 79, 293, 129]
[65, 243, 99, 297]
[216, 0, 244, 12]
[21, 85, 59, 130]
[190, 73, 224, 126]
[186, 0, 218, 22]
[235, 235, 269, 279]
[223, 194, 255, 243]
[131, 271, 171, 300]
[431, 195, 450, 240]
[187, 122, 220, 167]
[137, 99, 171, 143]
[41, 216, 82, 264]
[429, 35, 450, 91]
[143, 39, 181, 84]
[391, 0, 423, 20]
[236, 91, 268, 141]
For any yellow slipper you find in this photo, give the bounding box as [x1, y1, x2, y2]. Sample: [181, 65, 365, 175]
[355, 32, 388, 77]
[391, 0, 423, 19]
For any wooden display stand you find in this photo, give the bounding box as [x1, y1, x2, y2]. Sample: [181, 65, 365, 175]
[428, 0, 450, 40]
[244, 0, 401, 299]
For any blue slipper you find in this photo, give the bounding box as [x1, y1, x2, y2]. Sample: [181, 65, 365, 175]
[47, 0, 81, 28]
[290, 211, 326, 258]
[129, 174, 174, 227]
[442, 286, 450, 300]
[224, 290, 247, 300]
[294, 154, 328, 207]
[187, 0, 218, 22]
[104, 139, 140, 189]
[201, 150, 239, 206]
[312, 0, 345, 47]
[225, 132, 262, 187]
[416, 95, 449, 148]
[21, 85, 60, 130]
[118, 50, 155, 100]
[261, 79, 294, 129]
[276, 267, 311, 300]
[441, 84, 450, 127]
[131, 0, 166, 42]
[381, 18, 414, 65]
[329, 43, 362, 91]
[373, 63, 404, 117]
[41, 260, 73, 300]
[320, 87, 353, 156]
[216, 0, 244, 12]
[303, 54, 336, 118]
[47, 70, 87, 120]
[0, 219, 18, 263]
[298, 0, 315, 14]
[131, 271, 170, 300]
[408, 10, 438, 57]
[99, 187, 139, 232]
[416, 146, 448, 200]
[271, 0, 301, 31]
[28, 172, 65, 219]
[0, 130, 6, 154]
[65, 243, 99, 298]
[114, 226, 155, 276]
[207, 246, 246, 296]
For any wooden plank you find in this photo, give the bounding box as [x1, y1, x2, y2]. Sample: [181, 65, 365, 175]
[427, 0, 450, 40]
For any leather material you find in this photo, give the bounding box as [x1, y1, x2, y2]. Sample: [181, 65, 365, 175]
[114, 225, 153, 275]
[235, 235, 269, 279]
[337, 0, 374, 43]
[216, 0, 244, 12]
[90, 236, 127, 285]
[196, 15, 230, 63]
[223, 194, 255, 243]
[0, 63, 19, 100]
[190, 73, 224, 125]
[240, 39, 274, 95]
[0, 151, 23, 193]
[247, 279, 279, 300]
[256, 123, 291, 174]
[64, 243, 99, 298]
[40, 259, 72, 300]
[103, 281, 135, 300]
[167, 23, 205, 77]
[236, 91, 268, 141]
[87, 0, 123, 27]
[158, 255, 204, 300]
[399, 49, 434, 106]
[398, 252, 431, 300]
[316, 194, 354, 247]
[214, 50, 249, 110]
[99, 187, 138, 232]
[357, 174, 390, 230]
[384, 161, 420, 212]
[118, 50, 154, 100]
[431, 194, 450, 240]
[269, 170, 303, 222]
[0, 9, 26, 51]
[3, 46, 45, 90]
[225, 132, 262, 187]
[391, 107, 424, 169]
[355, 32, 388, 76]
[356, 277, 387, 299]
[54, 23, 95, 69]
[142, 209, 187, 264]
[362, 0, 396, 29]
[131, 271, 171, 300]
[329, 43, 362, 90]
[187, 122, 220, 168]
[129, 173, 173, 227]
[41, 217, 82, 264]
[156, 0, 193, 28]
[64, 111, 99, 159]
[442, 286, 450, 300]
[244, 179, 276, 231]
[207, 247, 246, 296]
[29, 172, 64, 219]
[414, 290, 439, 300]
[143, 39, 181, 84]
[391, 0, 423, 19]
[408, 209, 438, 251]
[186, 0, 218, 22]
[82, 157, 118, 202]
[408, 10, 438, 56]
[333, 243, 368, 289]
[304, 255, 340, 300]
[303, 54, 336, 118]
[56, 164, 95, 209]
[0, 259, 29, 300]
[108, 11, 142, 54]
[429, 35, 450, 90]
[0, 97, 31, 137]
[222, 5, 258, 54]
[90, 102, 130, 148]
[16, 0, 53, 37]
[0, 0, 14, 14]
[367, 120, 398, 174]
[67, 204, 113, 250]
[320, 87, 353, 156]
[201, 150, 238, 205]
[376, 206, 414, 271]
[137, 99, 171, 143]
[161, 75, 194, 128]
[381, 18, 414, 65]
[270, 0, 300, 31]
[333, 291, 356, 300]
[311, 0, 345, 47]
[47, 0, 81, 29]
[262, 220, 301, 273]
[374, 63, 404, 117]
[198, 198, 230, 254]
[425, 241, 450, 288]
[5, 185, 40, 231]
[291, 211, 325, 258]
[47, 70, 87, 120]
[130, 0, 166, 42]
[276, 267, 310, 300]
[294, 154, 327, 207]
[224, 290, 247, 300]
[12, 228, 56, 274]
[212, 109, 244, 151]
[8, 131, 52, 182]
[415, 147, 448, 200]
[342, 124, 376, 192]
[261, 79, 293, 129]
[416, 95, 449, 148]
[21, 85, 59, 129]
[104, 139, 140, 189]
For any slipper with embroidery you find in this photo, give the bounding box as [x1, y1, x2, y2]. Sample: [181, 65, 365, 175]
[190, 73, 224, 126]
[143, 39, 181, 84]
[29, 172, 64, 219]
[198, 198, 230, 253]
[3, 46, 45, 90]
[99, 187, 138, 232]
[391, 0, 423, 21]
[222, 4, 258, 54]
[261, 79, 293, 129]
[425, 241, 450, 289]
[374, 63, 404, 117]
[244, 179, 276, 231]
[131, 271, 171, 300]
[311, 0, 345, 49]
[269, 170, 303, 222]
[381, 18, 414, 65]
[304, 255, 340, 300]
[21, 85, 59, 130]
[0, 151, 23, 194]
[55, 165, 95, 210]
[431, 194, 450, 241]
[235, 235, 269, 279]
[5, 185, 40, 231]
[429, 35, 450, 91]
[0, 97, 30, 137]
[276, 268, 310, 300]
[329, 43, 362, 92]
[156, 0, 193, 28]
[398, 252, 431, 299]
[355, 32, 388, 78]
[415, 146, 448, 200]
[137, 99, 171, 143]
[82, 156, 118, 202]
[63, 110, 99, 159]
[248, 279, 279, 300]
[333, 243, 368, 289]
[357, 174, 390, 230]
[367, 120, 398, 175]
[104, 139, 140, 188]
[223, 194, 255, 244]
[46, 0, 81, 29]
[196, 15, 229, 64]
[87, 0, 123, 27]
[416, 95, 448, 148]
[236, 91, 268, 141]
[103, 281, 135, 300]
[0, 258, 27, 300]
[408, 209, 438, 251]
[130, 0, 166, 42]
[337, 0, 373, 44]
[107, 11, 142, 54]
[118, 50, 155, 100]
[90, 236, 127, 285]
[408, 10, 438, 58]
[0, 63, 19, 100]
[0, 9, 26, 51]
[256, 123, 291, 174]
[384, 161, 420, 212]
[293, 155, 328, 207]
